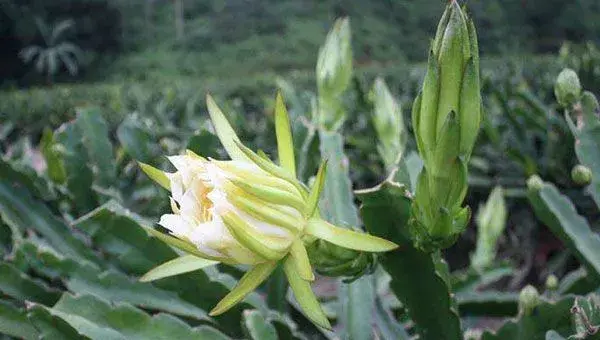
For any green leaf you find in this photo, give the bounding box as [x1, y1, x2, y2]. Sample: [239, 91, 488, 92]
[210, 262, 277, 316]
[55, 121, 97, 212]
[318, 129, 374, 339]
[528, 183, 600, 282]
[206, 94, 249, 162]
[456, 291, 519, 317]
[558, 268, 597, 295]
[0, 300, 39, 340]
[26, 305, 82, 339]
[482, 297, 575, 340]
[266, 266, 288, 313]
[40, 127, 66, 184]
[138, 162, 170, 190]
[266, 310, 310, 340]
[117, 117, 155, 162]
[243, 310, 278, 340]
[275, 92, 296, 177]
[570, 295, 600, 339]
[357, 180, 462, 340]
[305, 218, 397, 252]
[0, 263, 61, 305]
[305, 160, 327, 218]
[73, 202, 264, 336]
[283, 256, 331, 330]
[0, 168, 99, 265]
[66, 266, 211, 321]
[140, 255, 219, 282]
[40, 294, 231, 340]
[373, 297, 410, 340]
[186, 129, 221, 160]
[565, 91, 600, 207]
[0, 158, 55, 201]
[75, 106, 115, 187]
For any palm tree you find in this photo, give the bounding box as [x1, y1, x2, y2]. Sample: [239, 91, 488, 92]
[19, 18, 84, 83]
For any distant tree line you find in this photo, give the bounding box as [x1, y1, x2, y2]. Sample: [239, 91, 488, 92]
[1, 0, 599, 87]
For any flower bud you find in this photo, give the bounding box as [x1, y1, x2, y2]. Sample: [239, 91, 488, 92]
[413, 0, 481, 164]
[518, 285, 541, 316]
[316, 17, 352, 98]
[545, 274, 558, 292]
[554, 68, 582, 108]
[527, 175, 544, 191]
[572, 164, 592, 186]
[471, 186, 507, 271]
[370, 77, 406, 171]
[306, 239, 376, 282]
[410, 0, 481, 251]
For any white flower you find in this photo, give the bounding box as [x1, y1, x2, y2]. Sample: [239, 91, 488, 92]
[139, 94, 398, 329]
[158, 154, 301, 265]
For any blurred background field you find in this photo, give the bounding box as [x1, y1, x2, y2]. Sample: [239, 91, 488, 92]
[2, 0, 600, 339]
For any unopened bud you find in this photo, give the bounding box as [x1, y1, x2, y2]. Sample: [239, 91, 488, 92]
[555, 68, 582, 108]
[527, 175, 544, 191]
[409, 0, 481, 251]
[545, 274, 559, 291]
[519, 285, 541, 316]
[572, 165, 592, 186]
[306, 239, 375, 282]
[316, 18, 352, 98]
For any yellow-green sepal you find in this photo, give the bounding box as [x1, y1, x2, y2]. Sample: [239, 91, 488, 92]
[213, 160, 301, 196]
[419, 50, 440, 162]
[140, 254, 219, 282]
[275, 92, 296, 177]
[458, 57, 481, 158]
[233, 139, 307, 197]
[221, 212, 290, 261]
[210, 262, 278, 316]
[305, 160, 328, 218]
[206, 94, 249, 163]
[283, 256, 331, 330]
[138, 162, 170, 190]
[436, 0, 468, 134]
[225, 188, 304, 233]
[289, 240, 315, 281]
[226, 177, 305, 213]
[305, 218, 398, 252]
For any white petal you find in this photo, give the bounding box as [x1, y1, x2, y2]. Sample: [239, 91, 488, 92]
[179, 189, 202, 220]
[168, 155, 207, 189]
[167, 173, 184, 203]
[158, 214, 195, 238]
[167, 155, 190, 172]
[188, 217, 232, 256]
